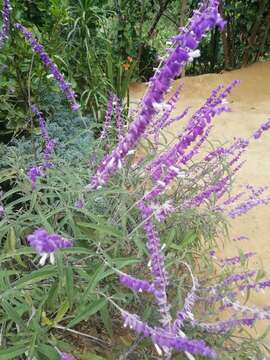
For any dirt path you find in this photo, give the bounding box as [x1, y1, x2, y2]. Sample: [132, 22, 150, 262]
[130, 61, 270, 342]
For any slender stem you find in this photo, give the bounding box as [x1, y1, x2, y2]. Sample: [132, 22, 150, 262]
[54, 325, 108, 345]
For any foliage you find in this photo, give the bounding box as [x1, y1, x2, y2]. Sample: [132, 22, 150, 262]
[1, 0, 270, 359]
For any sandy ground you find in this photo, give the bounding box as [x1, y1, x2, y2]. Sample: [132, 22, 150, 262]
[130, 61, 270, 344]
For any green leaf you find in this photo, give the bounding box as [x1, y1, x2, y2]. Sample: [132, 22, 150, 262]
[0, 247, 34, 263]
[68, 298, 107, 328]
[77, 221, 123, 239]
[2, 301, 26, 329]
[37, 344, 59, 360]
[82, 353, 106, 360]
[54, 300, 70, 325]
[66, 264, 74, 308]
[99, 302, 113, 337]
[0, 345, 28, 359]
[14, 266, 56, 289]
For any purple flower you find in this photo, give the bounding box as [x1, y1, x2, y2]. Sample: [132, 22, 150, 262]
[122, 311, 217, 358]
[253, 119, 270, 140]
[192, 316, 257, 333]
[143, 81, 238, 201]
[100, 93, 114, 140]
[140, 204, 171, 327]
[114, 95, 124, 140]
[27, 228, 72, 266]
[238, 279, 270, 292]
[221, 252, 256, 266]
[0, 0, 10, 49]
[15, 23, 80, 112]
[150, 200, 175, 222]
[119, 274, 155, 293]
[0, 205, 4, 217]
[60, 353, 76, 360]
[209, 250, 216, 257]
[233, 235, 249, 241]
[27, 106, 57, 189]
[27, 165, 45, 189]
[75, 198, 85, 209]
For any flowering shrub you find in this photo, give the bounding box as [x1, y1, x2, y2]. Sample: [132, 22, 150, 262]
[0, 0, 270, 359]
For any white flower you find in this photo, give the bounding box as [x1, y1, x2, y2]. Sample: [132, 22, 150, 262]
[188, 49, 201, 62]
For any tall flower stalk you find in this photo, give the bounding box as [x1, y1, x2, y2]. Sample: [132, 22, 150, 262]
[27, 106, 57, 189]
[15, 23, 80, 112]
[0, 0, 10, 49]
[87, 0, 225, 190]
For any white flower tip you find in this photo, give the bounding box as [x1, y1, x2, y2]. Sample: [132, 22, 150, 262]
[154, 344, 163, 356]
[188, 50, 201, 62]
[39, 253, 48, 266]
[49, 253, 55, 265]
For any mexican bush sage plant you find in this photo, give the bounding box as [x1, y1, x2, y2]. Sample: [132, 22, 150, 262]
[88, 0, 270, 358]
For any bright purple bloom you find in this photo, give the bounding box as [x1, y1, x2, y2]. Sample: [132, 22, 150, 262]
[139, 202, 171, 327]
[27, 106, 57, 189]
[27, 228, 72, 265]
[238, 279, 270, 292]
[173, 278, 198, 331]
[143, 81, 237, 201]
[100, 94, 114, 140]
[27, 165, 45, 189]
[15, 23, 80, 112]
[192, 316, 257, 333]
[60, 353, 76, 360]
[87, 0, 224, 190]
[0, 205, 4, 217]
[221, 270, 256, 287]
[253, 119, 270, 140]
[221, 252, 256, 266]
[114, 95, 124, 140]
[0, 0, 10, 49]
[119, 274, 155, 293]
[122, 311, 217, 358]
[75, 198, 85, 209]
[209, 250, 216, 257]
[233, 235, 249, 241]
[31, 106, 57, 162]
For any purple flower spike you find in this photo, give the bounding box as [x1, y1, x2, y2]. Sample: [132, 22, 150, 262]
[0, 205, 4, 217]
[122, 311, 217, 358]
[31, 106, 57, 162]
[27, 165, 45, 189]
[119, 274, 155, 293]
[27, 228, 72, 266]
[88, 0, 223, 190]
[114, 95, 124, 140]
[100, 93, 114, 140]
[60, 353, 76, 360]
[27, 106, 57, 189]
[75, 198, 85, 209]
[15, 23, 80, 112]
[253, 119, 270, 140]
[0, 0, 10, 49]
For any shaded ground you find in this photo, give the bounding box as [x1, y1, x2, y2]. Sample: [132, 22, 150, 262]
[130, 61, 270, 343]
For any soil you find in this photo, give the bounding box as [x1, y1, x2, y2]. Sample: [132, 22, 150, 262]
[130, 61, 270, 344]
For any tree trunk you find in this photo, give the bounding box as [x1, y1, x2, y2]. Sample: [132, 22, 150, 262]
[219, 2, 231, 70]
[242, 0, 268, 66]
[255, 13, 270, 62]
[210, 28, 219, 72]
[148, 0, 172, 38]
